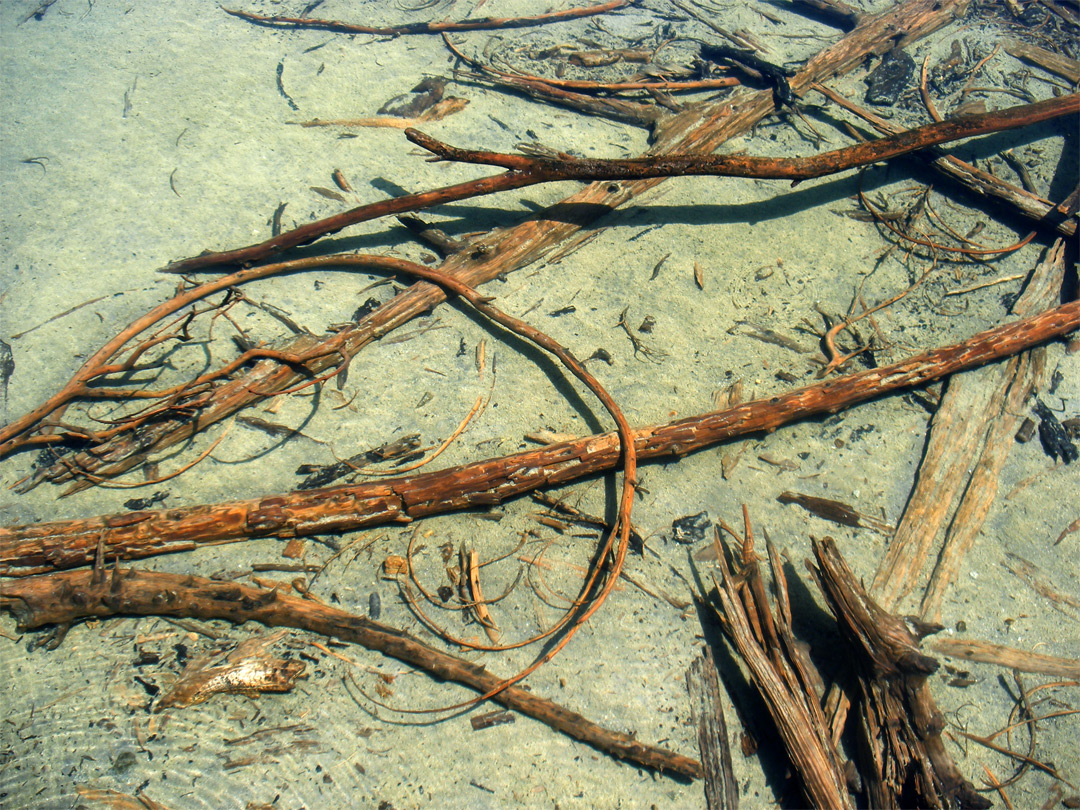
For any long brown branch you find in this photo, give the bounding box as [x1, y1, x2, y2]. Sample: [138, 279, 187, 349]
[158, 94, 1076, 277]
[3, 299, 1075, 577]
[0, 565, 702, 779]
[404, 94, 1078, 181]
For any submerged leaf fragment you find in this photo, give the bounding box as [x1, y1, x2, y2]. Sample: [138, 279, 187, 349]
[155, 631, 305, 711]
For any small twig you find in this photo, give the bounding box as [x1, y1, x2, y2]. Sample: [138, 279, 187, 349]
[920, 53, 943, 122]
[943, 273, 1026, 296]
[616, 306, 666, 362]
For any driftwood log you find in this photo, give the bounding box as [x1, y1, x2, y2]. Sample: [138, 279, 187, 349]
[873, 238, 1066, 615]
[0, 561, 703, 780]
[3, 298, 1076, 576]
[705, 517, 989, 808]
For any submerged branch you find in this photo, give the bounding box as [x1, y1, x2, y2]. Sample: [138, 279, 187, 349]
[3, 298, 1076, 577]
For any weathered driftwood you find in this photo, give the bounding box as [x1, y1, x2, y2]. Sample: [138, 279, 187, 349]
[686, 647, 738, 810]
[809, 537, 989, 809]
[708, 515, 851, 809]
[3, 297, 1077, 576]
[872, 240, 1066, 614]
[0, 563, 703, 779]
[918, 240, 1065, 621]
[14, 0, 976, 490]
[707, 525, 989, 807]
[930, 638, 1080, 679]
[704, 500, 1033, 807]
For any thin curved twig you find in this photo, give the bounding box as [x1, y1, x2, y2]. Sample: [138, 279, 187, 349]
[222, 1, 630, 37]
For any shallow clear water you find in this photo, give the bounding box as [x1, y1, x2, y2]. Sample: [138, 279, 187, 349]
[1, 1, 1077, 808]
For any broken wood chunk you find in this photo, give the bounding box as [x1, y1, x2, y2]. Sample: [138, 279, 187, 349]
[777, 491, 893, 535]
[462, 546, 500, 643]
[470, 709, 516, 730]
[383, 555, 408, 578]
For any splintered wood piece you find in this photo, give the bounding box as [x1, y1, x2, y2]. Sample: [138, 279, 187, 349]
[155, 630, 306, 711]
[470, 709, 516, 730]
[3, 299, 1076, 577]
[810, 537, 989, 809]
[282, 538, 306, 559]
[1002, 552, 1080, 618]
[0, 566, 703, 779]
[1056, 517, 1080, 546]
[930, 638, 1080, 678]
[686, 647, 738, 810]
[711, 521, 851, 809]
[464, 548, 501, 643]
[776, 491, 893, 535]
[382, 556, 408, 579]
[1003, 38, 1080, 83]
[74, 786, 174, 810]
[296, 97, 469, 129]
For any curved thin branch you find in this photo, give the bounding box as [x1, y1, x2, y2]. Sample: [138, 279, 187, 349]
[222, 1, 630, 37]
